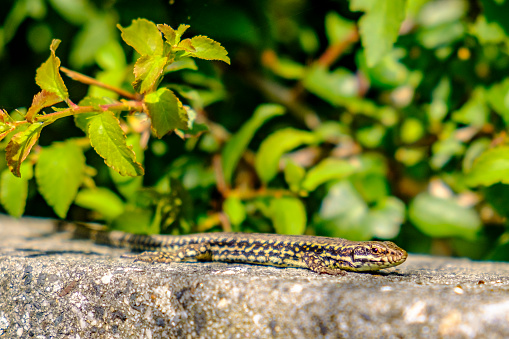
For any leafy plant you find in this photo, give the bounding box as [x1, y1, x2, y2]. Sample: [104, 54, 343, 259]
[0, 18, 229, 227]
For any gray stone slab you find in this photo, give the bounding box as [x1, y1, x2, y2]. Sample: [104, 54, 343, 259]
[1, 215, 508, 338]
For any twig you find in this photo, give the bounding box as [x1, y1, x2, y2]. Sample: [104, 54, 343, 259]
[60, 67, 139, 101]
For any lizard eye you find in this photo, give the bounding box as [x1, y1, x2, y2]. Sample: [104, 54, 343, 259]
[371, 247, 379, 254]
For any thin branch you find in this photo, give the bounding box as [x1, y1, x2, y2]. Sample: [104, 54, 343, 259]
[60, 67, 139, 101]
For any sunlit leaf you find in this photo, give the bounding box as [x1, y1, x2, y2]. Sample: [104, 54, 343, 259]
[132, 54, 168, 94]
[88, 111, 144, 176]
[316, 180, 372, 241]
[222, 104, 285, 185]
[6, 123, 44, 177]
[301, 158, 357, 191]
[26, 90, 62, 122]
[75, 187, 125, 221]
[255, 128, 317, 184]
[465, 146, 509, 187]
[144, 88, 188, 138]
[0, 109, 15, 141]
[325, 11, 355, 44]
[269, 197, 306, 235]
[74, 96, 112, 133]
[351, 0, 406, 67]
[223, 196, 246, 227]
[0, 163, 33, 217]
[303, 65, 358, 105]
[117, 18, 164, 56]
[284, 159, 306, 193]
[35, 140, 85, 218]
[35, 39, 69, 100]
[158, 23, 190, 46]
[365, 197, 405, 239]
[408, 193, 481, 240]
[179, 35, 230, 64]
[109, 134, 144, 200]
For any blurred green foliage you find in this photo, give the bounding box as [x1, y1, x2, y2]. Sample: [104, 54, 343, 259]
[1, 0, 509, 261]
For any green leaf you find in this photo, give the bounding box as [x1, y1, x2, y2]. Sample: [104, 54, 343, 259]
[75, 187, 125, 221]
[0, 109, 15, 141]
[88, 112, 144, 176]
[352, 0, 406, 67]
[109, 134, 144, 200]
[132, 54, 168, 94]
[408, 193, 481, 240]
[164, 57, 197, 73]
[75, 96, 112, 133]
[117, 18, 164, 56]
[284, 159, 306, 193]
[303, 65, 358, 105]
[301, 158, 357, 191]
[451, 87, 488, 128]
[0, 163, 33, 217]
[223, 196, 246, 227]
[222, 104, 285, 185]
[255, 128, 317, 184]
[6, 123, 44, 177]
[325, 11, 356, 44]
[486, 78, 509, 125]
[268, 197, 307, 235]
[26, 90, 62, 122]
[144, 88, 188, 138]
[365, 197, 405, 239]
[35, 39, 69, 100]
[35, 141, 85, 218]
[316, 180, 372, 240]
[465, 146, 509, 187]
[180, 35, 230, 64]
[158, 23, 190, 46]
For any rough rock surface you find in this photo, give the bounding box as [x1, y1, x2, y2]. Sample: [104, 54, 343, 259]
[1, 215, 508, 338]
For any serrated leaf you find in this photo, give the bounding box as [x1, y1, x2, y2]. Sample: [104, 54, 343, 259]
[222, 104, 285, 185]
[35, 39, 69, 100]
[0, 163, 33, 217]
[465, 146, 509, 187]
[301, 158, 357, 191]
[409, 193, 481, 240]
[88, 111, 144, 176]
[183, 35, 230, 64]
[26, 90, 62, 122]
[268, 197, 307, 235]
[75, 187, 125, 221]
[144, 88, 188, 138]
[255, 128, 317, 184]
[158, 24, 178, 46]
[0, 109, 15, 141]
[158, 23, 190, 46]
[6, 123, 44, 177]
[175, 24, 190, 43]
[132, 54, 168, 94]
[35, 141, 85, 218]
[75, 96, 112, 133]
[117, 18, 164, 56]
[110, 134, 144, 200]
[354, 0, 406, 67]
